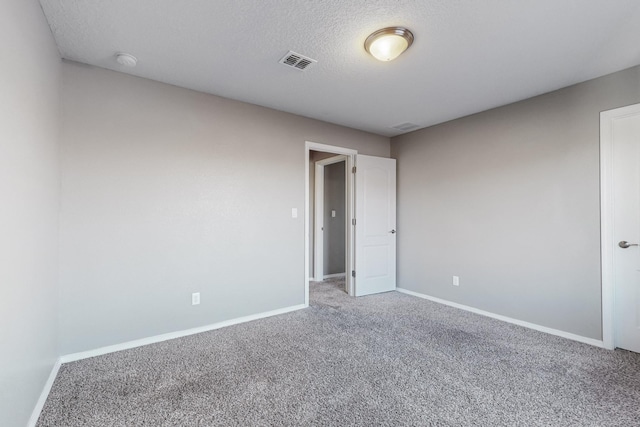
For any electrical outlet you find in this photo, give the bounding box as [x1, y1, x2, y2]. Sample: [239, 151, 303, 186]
[192, 292, 200, 305]
[452, 276, 460, 286]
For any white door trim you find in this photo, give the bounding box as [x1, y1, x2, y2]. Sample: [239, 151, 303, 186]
[305, 142, 357, 306]
[313, 163, 324, 282]
[600, 102, 640, 350]
[314, 155, 348, 282]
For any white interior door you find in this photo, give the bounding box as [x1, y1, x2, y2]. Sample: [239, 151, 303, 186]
[609, 105, 640, 353]
[354, 155, 396, 296]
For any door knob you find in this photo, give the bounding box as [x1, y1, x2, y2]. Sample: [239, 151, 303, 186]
[390, 229, 396, 234]
[619, 241, 639, 248]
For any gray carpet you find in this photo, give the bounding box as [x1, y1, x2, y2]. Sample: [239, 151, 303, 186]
[38, 278, 640, 426]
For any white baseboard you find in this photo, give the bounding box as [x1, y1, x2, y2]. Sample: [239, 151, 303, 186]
[27, 357, 62, 427]
[396, 288, 605, 348]
[60, 304, 307, 363]
[323, 272, 346, 279]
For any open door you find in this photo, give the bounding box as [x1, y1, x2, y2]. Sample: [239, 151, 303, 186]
[601, 103, 640, 353]
[354, 155, 396, 296]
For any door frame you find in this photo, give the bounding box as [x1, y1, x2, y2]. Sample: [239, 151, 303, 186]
[600, 102, 640, 350]
[305, 141, 356, 306]
[314, 155, 348, 282]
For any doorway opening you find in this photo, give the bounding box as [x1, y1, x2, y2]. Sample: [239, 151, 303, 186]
[313, 154, 347, 283]
[304, 142, 356, 306]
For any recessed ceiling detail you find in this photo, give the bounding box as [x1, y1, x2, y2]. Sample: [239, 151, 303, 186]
[391, 122, 421, 132]
[279, 51, 317, 71]
[115, 53, 137, 67]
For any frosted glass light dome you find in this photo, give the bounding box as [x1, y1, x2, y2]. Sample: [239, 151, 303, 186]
[365, 27, 414, 62]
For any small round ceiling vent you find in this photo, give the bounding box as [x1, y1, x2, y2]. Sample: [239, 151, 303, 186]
[115, 53, 137, 67]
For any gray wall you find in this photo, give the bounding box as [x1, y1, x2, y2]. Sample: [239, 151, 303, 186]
[391, 65, 640, 340]
[323, 161, 346, 275]
[0, 1, 61, 425]
[59, 62, 389, 354]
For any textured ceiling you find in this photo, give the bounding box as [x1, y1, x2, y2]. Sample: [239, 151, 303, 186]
[39, 0, 640, 137]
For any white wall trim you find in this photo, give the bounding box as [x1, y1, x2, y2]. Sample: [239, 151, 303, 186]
[60, 304, 306, 363]
[27, 357, 62, 427]
[314, 163, 325, 281]
[316, 155, 348, 167]
[396, 288, 605, 348]
[306, 141, 358, 157]
[323, 272, 346, 279]
[601, 107, 616, 350]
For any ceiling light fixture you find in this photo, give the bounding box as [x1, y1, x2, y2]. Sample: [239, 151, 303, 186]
[364, 27, 414, 62]
[115, 53, 137, 67]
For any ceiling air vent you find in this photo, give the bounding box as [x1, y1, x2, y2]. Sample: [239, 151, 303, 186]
[279, 51, 317, 71]
[391, 122, 421, 132]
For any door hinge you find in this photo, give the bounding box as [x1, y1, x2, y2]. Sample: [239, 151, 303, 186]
[351, 270, 356, 278]
[352, 218, 356, 226]
[352, 166, 356, 173]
